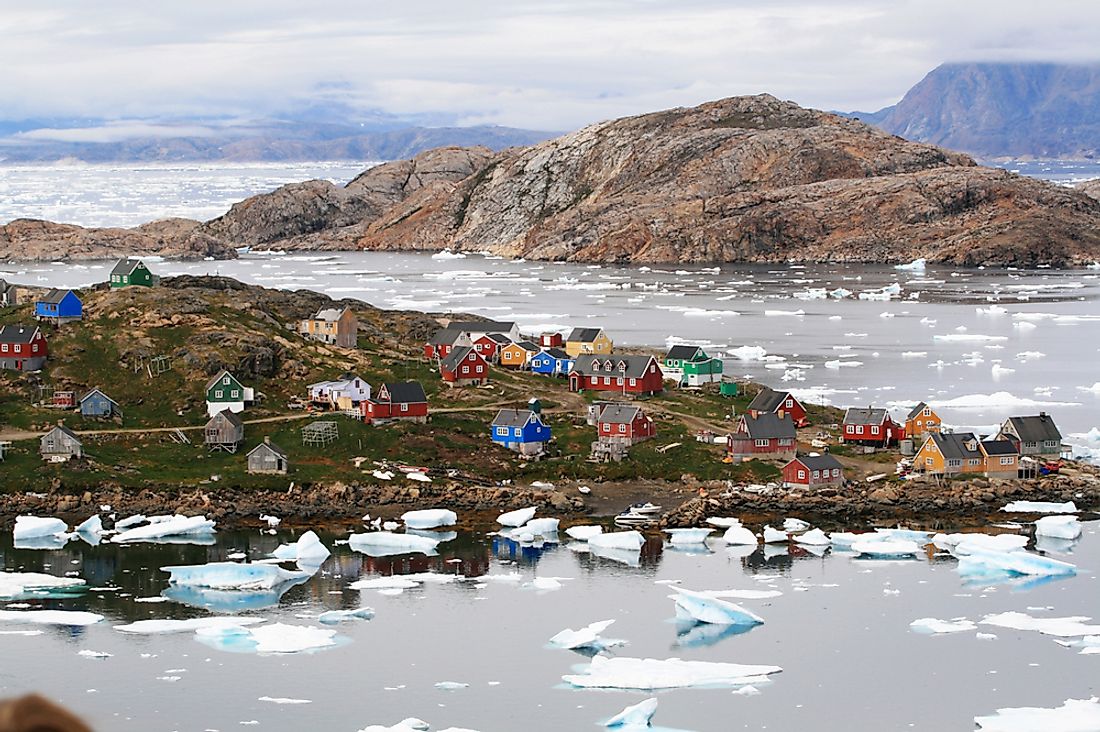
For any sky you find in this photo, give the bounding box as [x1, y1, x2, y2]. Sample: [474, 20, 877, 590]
[2, 0, 1099, 134]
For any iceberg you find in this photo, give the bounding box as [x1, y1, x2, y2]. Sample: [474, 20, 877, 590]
[272, 530, 331, 564]
[549, 619, 621, 650]
[520, 518, 561, 536]
[161, 562, 311, 590]
[589, 531, 644, 550]
[114, 514, 147, 530]
[663, 528, 714, 545]
[957, 548, 1076, 578]
[605, 698, 658, 728]
[727, 345, 769, 361]
[13, 516, 68, 540]
[933, 532, 1029, 553]
[348, 531, 442, 556]
[782, 518, 810, 532]
[358, 720, 433, 732]
[0, 610, 103, 626]
[910, 618, 977, 634]
[762, 526, 788, 544]
[197, 622, 338, 654]
[162, 579, 308, 614]
[851, 539, 921, 557]
[317, 607, 375, 625]
[75, 515, 103, 536]
[115, 617, 265, 634]
[401, 509, 457, 529]
[114, 515, 216, 543]
[723, 526, 759, 546]
[794, 528, 830, 546]
[350, 577, 420, 591]
[895, 258, 926, 272]
[980, 612, 1100, 637]
[0, 572, 85, 599]
[671, 588, 764, 626]
[705, 517, 741, 528]
[496, 507, 537, 527]
[1034, 516, 1082, 540]
[975, 697, 1100, 731]
[563, 655, 782, 690]
[565, 525, 603, 541]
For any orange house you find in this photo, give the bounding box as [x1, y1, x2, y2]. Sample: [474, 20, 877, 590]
[905, 402, 941, 441]
[499, 340, 540, 369]
[916, 432, 1019, 479]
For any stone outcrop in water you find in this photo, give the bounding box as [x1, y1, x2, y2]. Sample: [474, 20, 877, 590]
[5, 95, 1100, 266]
[0, 217, 234, 262]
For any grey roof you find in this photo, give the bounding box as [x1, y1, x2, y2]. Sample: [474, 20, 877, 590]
[567, 327, 604, 343]
[571, 355, 658, 379]
[738, 412, 796, 440]
[748, 387, 794, 414]
[928, 432, 983, 461]
[906, 402, 931, 421]
[311, 307, 347, 321]
[539, 347, 571, 359]
[485, 333, 512, 344]
[110, 258, 145, 277]
[79, 388, 117, 406]
[43, 424, 81, 444]
[790, 453, 843, 472]
[38, 288, 77, 305]
[448, 320, 515, 333]
[1004, 415, 1062, 443]
[492, 408, 540, 428]
[666, 345, 705, 361]
[248, 440, 287, 459]
[207, 409, 244, 427]
[509, 340, 540, 352]
[377, 381, 427, 404]
[428, 326, 465, 346]
[596, 403, 642, 425]
[440, 346, 481, 372]
[981, 438, 1018, 456]
[842, 407, 890, 426]
[0, 324, 41, 344]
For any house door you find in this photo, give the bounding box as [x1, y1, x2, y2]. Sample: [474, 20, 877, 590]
[569, 373, 580, 392]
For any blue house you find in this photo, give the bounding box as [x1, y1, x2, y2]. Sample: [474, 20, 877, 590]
[491, 408, 552, 457]
[34, 289, 83, 323]
[529, 348, 575, 377]
[79, 388, 122, 419]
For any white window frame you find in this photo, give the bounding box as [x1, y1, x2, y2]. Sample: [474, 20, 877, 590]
[797, 470, 806, 479]
[999, 456, 1014, 465]
[871, 425, 880, 435]
[754, 439, 769, 447]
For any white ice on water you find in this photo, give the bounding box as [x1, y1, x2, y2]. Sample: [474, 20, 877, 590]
[909, 618, 977, 634]
[115, 617, 265, 634]
[565, 525, 603, 541]
[272, 531, 331, 564]
[980, 612, 1100, 637]
[671, 588, 764, 626]
[932, 533, 1028, 553]
[1034, 516, 1082, 540]
[548, 619, 621, 650]
[349, 577, 420, 591]
[113, 515, 216, 542]
[956, 547, 1076, 577]
[794, 529, 830, 546]
[0, 572, 85, 598]
[975, 697, 1100, 731]
[588, 531, 644, 550]
[496, 507, 537, 527]
[762, 526, 788, 544]
[605, 697, 658, 727]
[13, 516, 68, 540]
[705, 517, 741, 528]
[518, 518, 560, 536]
[198, 622, 337, 654]
[75, 515, 103, 536]
[318, 607, 374, 624]
[722, 525, 758, 545]
[401, 509, 457, 529]
[161, 562, 311, 590]
[663, 528, 714, 545]
[0, 610, 103, 626]
[348, 531, 441, 555]
[563, 655, 782, 690]
[850, 539, 921, 557]
[782, 518, 810, 532]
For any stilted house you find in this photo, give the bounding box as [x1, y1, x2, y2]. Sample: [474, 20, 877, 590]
[79, 388, 122, 419]
[440, 346, 489, 386]
[916, 432, 1020, 479]
[40, 423, 82, 461]
[247, 437, 288, 475]
[362, 381, 429, 424]
[205, 369, 255, 417]
[490, 408, 552, 457]
[568, 355, 663, 396]
[299, 307, 358, 349]
[0, 324, 47, 372]
[841, 408, 902, 448]
[782, 454, 845, 489]
[109, 259, 157, 288]
[307, 374, 371, 410]
[663, 345, 724, 386]
[205, 410, 245, 452]
[564, 327, 613, 357]
[34, 289, 83, 323]
[904, 402, 941, 442]
[727, 412, 797, 461]
[997, 414, 1065, 457]
[747, 387, 808, 427]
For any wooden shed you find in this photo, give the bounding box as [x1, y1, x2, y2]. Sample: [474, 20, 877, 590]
[247, 437, 288, 474]
[40, 423, 82, 460]
[205, 409, 245, 452]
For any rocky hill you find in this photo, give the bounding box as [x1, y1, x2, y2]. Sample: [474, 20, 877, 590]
[853, 62, 1100, 159]
[6, 95, 1100, 266]
[1079, 179, 1100, 201]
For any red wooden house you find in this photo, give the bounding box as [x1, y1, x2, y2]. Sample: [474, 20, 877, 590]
[474, 333, 511, 361]
[424, 327, 472, 360]
[747, 387, 808, 427]
[782, 454, 844, 489]
[539, 332, 564, 349]
[841, 407, 903, 448]
[440, 346, 489, 386]
[362, 382, 429, 424]
[568, 355, 663, 395]
[595, 403, 656, 446]
[0, 324, 48, 372]
[727, 412, 797, 460]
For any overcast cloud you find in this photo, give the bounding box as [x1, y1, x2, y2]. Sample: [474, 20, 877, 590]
[2, 0, 1098, 130]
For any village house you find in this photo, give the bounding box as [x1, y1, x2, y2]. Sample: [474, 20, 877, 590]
[0, 279, 15, 307]
[499, 340, 541, 369]
[40, 423, 82, 461]
[490, 408, 552, 457]
[247, 437, 288, 474]
[109, 258, 157, 288]
[307, 373, 371, 410]
[782, 453, 845, 489]
[564, 327, 613, 357]
[529, 347, 575, 377]
[34, 289, 83, 324]
[362, 381, 429, 424]
[79, 388, 121, 420]
[594, 403, 656, 446]
[299, 307, 358, 349]
[448, 320, 521, 342]
[474, 333, 512, 361]
[539, 332, 564, 349]
[904, 402, 942, 442]
[0, 324, 48, 372]
[204, 409, 245, 452]
[568, 355, 664, 396]
[205, 369, 255, 417]
[747, 387, 808, 427]
[841, 407, 903, 448]
[727, 412, 797, 461]
[662, 345, 724, 386]
[424, 327, 473, 360]
[440, 346, 490, 386]
[916, 432, 1020, 479]
[997, 414, 1065, 457]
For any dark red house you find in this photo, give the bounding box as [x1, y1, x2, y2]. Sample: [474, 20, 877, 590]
[362, 382, 429, 424]
[0, 324, 48, 372]
[568, 355, 663, 395]
[747, 387, 808, 427]
[841, 407, 903, 448]
[440, 346, 490, 386]
[782, 453, 845, 489]
[474, 333, 511, 361]
[424, 327, 472, 360]
[595, 403, 656, 445]
[727, 412, 797, 460]
[539, 332, 564, 349]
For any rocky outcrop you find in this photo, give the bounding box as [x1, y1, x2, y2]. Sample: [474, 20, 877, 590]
[1079, 179, 1100, 201]
[0, 217, 234, 262]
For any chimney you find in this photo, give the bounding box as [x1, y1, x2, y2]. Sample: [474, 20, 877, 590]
[264, 436, 271, 445]
[57, 419, 64, 427]
[1039, 411, 1047, 418]
[777, 409, 785, 420]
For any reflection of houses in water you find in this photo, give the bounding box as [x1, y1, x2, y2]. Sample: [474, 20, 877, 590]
[490, 535, 561, 566]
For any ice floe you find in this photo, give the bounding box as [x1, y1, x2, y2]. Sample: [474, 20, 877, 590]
[565, 525, 603, 541]
[13, 516, 68, 541]
[0, 572, 85, 599]
[850, 539, 922, 557]
[975, 697, 1100, 731]
[605, 698, 658, 728]
[349, 531, 442, 556]
[671, 588, 765, 626]
[272, 530, 331, 564]
[197, 622, 338, 654]
[589, 531, 644, 550]
[162, 562, 311, 590]
[401, 509, 457, 529]
[115, 617, 265, 634]
[793, 528, 830, 546]
[762, 526, 788, 544]
[0, 610, 103, 626]
[909, 618, 977, 634]
[895, 258, 926, 272]
[496, 507, 537, 527]
[723, 526, 759, 546]
[318, 607, 375, 624]
[1034, 516, 1082, 540]
[548, 619, 623, 650]
[113, 515, 216, 543]
[980, 612, 1100, 637]
[563, 655, 782, 690]
[350, 577, 420, 591]
[956, 547, 1076, 578]
[663, 528, 714, 545]
[1002, 500, 1078, 514]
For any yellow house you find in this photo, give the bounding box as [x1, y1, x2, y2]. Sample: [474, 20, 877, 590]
[299, 307, 358, 349]
[916, 432, 1019, 479]
[905, 402, 942, 441]
[565, 327, 613, 357]
[499, 340, 540, 369]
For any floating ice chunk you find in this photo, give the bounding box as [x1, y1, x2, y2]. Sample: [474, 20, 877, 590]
[764, 309, 804, 317]
[707, 517, 741, 528]
[318, 608, 374, 624]
[974, 697, 1100, 731]
[762, 526, 787, 544]
[851, 539, 921, 557]
[825, 359, 863, 369]
[589, 531, 644, 550]
[933, 334, 1008, 343]
[348, 531, 441, 556]
[358, 719, 432, 732]
[521, 518, 560, 536]
[272, 530, 331, 564]
[895, 258, 926, 272]
[957, 548, 1076, 577]
[794, 529, 830, 546]
[114, 514, 147, 530]
[115, 617, 265, 634]
[77, 650, 112, 659]
[75, 515, 103, 536]
[663, 528, 714, 545]
[605, 697, 658, 727]
[933, 532, 1029, 553]
[565, 525, 603, 541]
[874, 528, 933, 544]
[980, 612, 1100, 637]
[782, 518, 810, 532]
[0, 610, 103, 626]
[496, 507, 537, 527]
[858, 283, 902, 301]
[199, 622, 338, 654]
[434, 682, 469, 690]
[350, 577, 421, 591]
[671, 588, 764, 626]
[114, 515, 216, 543]
[162, 562, 310, 591]
[0, 572, 85, 599]
[699, 589, 782, 600]
[1035, 516, 1082, 540]
[727, 346, 768, 361]
[549, 619, 620, 650]
[563, 655, 782, 690]
[401, 509, 457, 529]
[910, 618, 977, 634]
[1002, 500, 1078, 514]
[13, 516, 68, 540]
[723, 526, 759, 546]
[258, 696, 311, 704]
[530, 577, 563, 591]
[992, 364, 1015, 377]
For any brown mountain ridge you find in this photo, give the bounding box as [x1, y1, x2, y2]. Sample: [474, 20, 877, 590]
[4, 95, 1100, 267]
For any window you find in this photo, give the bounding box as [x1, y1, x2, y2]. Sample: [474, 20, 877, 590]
[797, 470, 806, 479]
[231, 390, 239, 399]
[461, 366, 469, 374]
[514, 428, 521, 437]
[223, 376, 230, 385]
[619, 424, 626, 433]
[832, 468, 840, 477]
[779, 438, 793, 446]
[603, 377, 610, 386]
[785, 399, 793, 408]
[926, 457, 933, 466]
[968, 459, 980, 466]
[947, 459, 961, 467]
[215, 390, 223, 399]
[629, 378, 636, 386]
[1000, 456, 1014, 465]
[812, 470, 820, 479]
[754, 439, 769, 447]
[649, 365, 655, 373]
[1, 344, 6, 353]
[916, 420, 922, 427]
[846, 425, 854, 434]
[616, 378, 623, 386]
[469, 353, 476, 361]
[496, 427, 508, 436]
[871, 426, 880, 435]
[923, 408, 931, 417]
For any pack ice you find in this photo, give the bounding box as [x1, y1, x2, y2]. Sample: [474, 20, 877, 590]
[0, 610, 103, 626]
[1001, 500, 1078, 514]
[1034, 516, 1082, 540]
[956, 548, 1076, 578]
[563, 656, 782, 690]
[663, 528, 714, 545]
[589, 531, 644, 550]
[400, 509, 457, 529]
[671, 588, 764, 627]
[196, 622, 338, 654]
[496, 507, 537, 527]
[565, 525, 603, 541]
[161, 562, 311, 590]
[115, 617, 266, 634]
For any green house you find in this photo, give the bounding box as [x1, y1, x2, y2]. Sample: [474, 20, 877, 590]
[109, 258, 157, 288]
[204, 369, 255, 417]
[664, 345, 724, 386]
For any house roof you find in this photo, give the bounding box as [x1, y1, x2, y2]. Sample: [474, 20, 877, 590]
[311, 307, 347, 321]
[79, 388, 117, 406]
[597, 403, 643, 425]
[0, 324, 40, 344]
[1004, 415, 1062, 443]
[571, 354, 657, 379]
[747, 387, 794, 414]
[738, 412, 796, 440]
[428, 327, 465, 346]
[378, 381, 427, 404]
[204, 369, 238, 393]
[440, 346, 482, 372]
[506, 340, 540, 352]
[906, 402, 931, 421]
[248, 440, 287, 459]
[665, 345, 705, 360]
[43, 424, 81, 444]
[448, 320, 516, 333]
[790, 453, 843, 472]
[483, 333, 513, 345]
[928, 432, 983, 461]
[981, 438, 1019, 456]
[110, 258, 145, 277]
[491, 408, 541, 428]
[538, 347, 571, 360]
[567, 327, 604, 343]
[842, 407, 890, 426]
[0, 278, 10, 291]
[208, 409, 244, 427]
[38, 288, 78, 305]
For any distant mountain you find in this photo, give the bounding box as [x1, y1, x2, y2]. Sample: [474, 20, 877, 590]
[851, 62, 1100, 160]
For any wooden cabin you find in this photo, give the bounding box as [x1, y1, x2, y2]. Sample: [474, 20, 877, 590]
[205, 410, 245, 452]
[247, 437, 288, 474]
[299, 307, 358, 349]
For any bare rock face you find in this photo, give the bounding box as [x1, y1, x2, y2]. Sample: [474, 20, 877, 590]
[0, 217, 233, 262]
[1079, 179, 1100, 201]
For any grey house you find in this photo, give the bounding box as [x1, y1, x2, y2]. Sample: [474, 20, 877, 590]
[998, 414, 1065, 457]
[247, 437, 288, 474]
[79, 388, 122, 419]
[205, 409, 245, 452]
[40, 423, 83, 460]
[0, 279, 14, 307]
